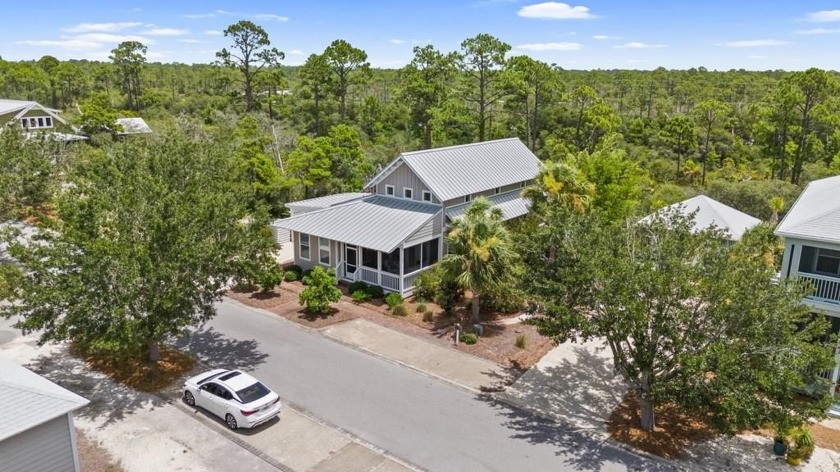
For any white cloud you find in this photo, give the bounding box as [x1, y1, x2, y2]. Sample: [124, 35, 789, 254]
[516, 42, 583, 51]
[795, 28, 840, 35]
[388, 39, 405, 44]
[720, 39, 788, 47]
[15, 39, 103, 50]
[254, 13, 289, 22]
[613, 42, 666, 49]
[518, 2, 595, 20]
[70, 33, 153, 44]
[143, 28, 189, 36]
[288, 49, 304, 55]
[592, 34, 618, 40]
[63, 22, 143, 33]
[805, 10, 840, 23]
[204, 30, 223, 36]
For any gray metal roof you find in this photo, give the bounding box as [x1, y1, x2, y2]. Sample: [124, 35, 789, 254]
[285, 192, 368, 213]
[272, 195, 440, 253]
[641, 195, 761, 242]
[0, 99, 63, 119]
[0, 357, 89, 441]
[776, 175, 840, 244]
[446, 191, 531, 222]
[367, 138, 541, 202]
[116, 117, 152, 134]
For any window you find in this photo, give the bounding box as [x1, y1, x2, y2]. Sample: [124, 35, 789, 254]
[403, 188, 413, 200]
[494, 187, 501, 195]
[404, 244, 422, 274]
[520, 181, 527, 189]
[319, 238, 330, 265]
[20, 116, 54, 129]
[236, 382, 270, 403]
[362, 247, 378, 269]
[299, 233, 310, 260]
[385, 185, 395, 196]
[800, 246, 840, 277]
[422, 190, 432, 202]
[422, 239, 439, 267]
[381, 248, 401, 275]
[464, 194, 472, 203]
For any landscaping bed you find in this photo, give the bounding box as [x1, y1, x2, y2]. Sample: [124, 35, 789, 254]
[76, 428, 124, 472]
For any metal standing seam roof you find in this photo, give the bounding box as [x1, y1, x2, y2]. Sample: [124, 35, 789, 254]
[285, 192, 369, 212]
[0, 357, 89, 442]
[365, 138, 541, 202]
[446, 191, 532, 222]
[0, 99, 66, 123]
[640, 195, 761, 241]
[272, 195, 440, 253]
[115, 117, 153, 134]
[775, 175, 840, 245]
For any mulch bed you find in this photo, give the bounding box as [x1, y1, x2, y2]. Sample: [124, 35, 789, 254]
[72, 344, 195, 393]
[230, 281, 555, 373]
[76, 428, 124, 472]
[751, 423, 840, 453]
[606, 390, 716, 459]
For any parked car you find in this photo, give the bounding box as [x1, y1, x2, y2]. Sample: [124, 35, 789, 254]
[183, 369, 281, 430]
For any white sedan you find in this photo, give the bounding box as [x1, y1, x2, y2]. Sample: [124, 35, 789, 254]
[183, 369, 281, 430]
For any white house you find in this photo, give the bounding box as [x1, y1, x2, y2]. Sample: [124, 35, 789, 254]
[641, 195, 761, 242]
[0, 357, 89, 471]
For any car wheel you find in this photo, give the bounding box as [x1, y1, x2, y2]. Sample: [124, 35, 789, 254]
[184, 391, 195, 406]
[225, 413, 238, 430]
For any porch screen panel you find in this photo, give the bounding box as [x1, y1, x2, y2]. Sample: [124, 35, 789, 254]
[404, 244, 422, 274]
[422, 239, 439, 267]
[816, 248, 840, 276]
[799, 246, 816, 273]
[362, 248, 378, 269]
[382, 249, 401, 275]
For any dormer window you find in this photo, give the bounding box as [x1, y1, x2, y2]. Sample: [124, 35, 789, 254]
[422, 190, 432, 202]
[20, 116, 53, 129]
[464, 194, 472, 203]
[385, 185, 395, 196]
[403, 188, 413, 200]
[494, 187, 501, 195]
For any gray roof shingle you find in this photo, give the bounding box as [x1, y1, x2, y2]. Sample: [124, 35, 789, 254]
[776, 175, 840, 244]
[272, 196, 440, 253]
[0, 357, 89, 441]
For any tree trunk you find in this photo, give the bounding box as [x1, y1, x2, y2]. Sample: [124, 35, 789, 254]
[245, 75, 254, 112]
[147, 339, 160, 363]
[639, 372, 655, 432]
[470, 293, 480, 325]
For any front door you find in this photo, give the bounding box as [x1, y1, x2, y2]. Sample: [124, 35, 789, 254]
[345, 245, 358, 277]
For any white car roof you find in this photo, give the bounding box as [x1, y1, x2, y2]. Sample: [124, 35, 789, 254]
[216, 370, 260, 391]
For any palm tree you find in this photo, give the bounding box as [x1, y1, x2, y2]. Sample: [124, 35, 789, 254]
[521, 160, 595, 215]
[439, 197, 518, 325]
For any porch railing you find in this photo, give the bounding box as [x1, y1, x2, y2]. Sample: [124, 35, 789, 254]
[381, 273, 400, 291]
[403, 266, 432, 291]
[358, 266, 378, 285]
[800, 273, 840, 304]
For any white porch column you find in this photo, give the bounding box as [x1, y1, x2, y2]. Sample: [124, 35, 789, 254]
[399, 244, 405, 294]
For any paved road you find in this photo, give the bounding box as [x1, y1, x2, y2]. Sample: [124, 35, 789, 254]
[177, 300, 671, 472]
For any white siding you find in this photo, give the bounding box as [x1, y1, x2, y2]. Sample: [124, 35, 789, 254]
[0, 415, 77, 472]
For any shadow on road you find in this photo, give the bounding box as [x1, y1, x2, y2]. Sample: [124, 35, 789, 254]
[174, 327, 269, 371]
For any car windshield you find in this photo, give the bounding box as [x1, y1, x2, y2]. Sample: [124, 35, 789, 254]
[237, 382, 271, 403]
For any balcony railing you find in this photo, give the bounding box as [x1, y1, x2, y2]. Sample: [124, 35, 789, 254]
[800, 273, 840, 305]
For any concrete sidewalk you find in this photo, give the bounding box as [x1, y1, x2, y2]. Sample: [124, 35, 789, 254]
[322, 318, 509, 393]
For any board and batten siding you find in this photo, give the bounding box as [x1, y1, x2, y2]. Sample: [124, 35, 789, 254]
[291, 232, 340, 271]
[375, 163, 438, 203]
[404, 212, 442, 247]
[441, 181, 526, 208]
[0, 414, 78, 472]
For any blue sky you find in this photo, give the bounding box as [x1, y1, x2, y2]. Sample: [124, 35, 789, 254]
[2, 1, 839, 70]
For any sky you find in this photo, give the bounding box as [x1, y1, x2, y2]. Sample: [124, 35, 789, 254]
[1, 1, 839, 71]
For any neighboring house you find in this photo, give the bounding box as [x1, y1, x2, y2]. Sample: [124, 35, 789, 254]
[775, 175, 840, 414]
[0, 99, 86, 142]
[115, 117, 152, 135]
[0, 357, 89, 472]
[271, 138, 540, 295]
[641, 195, 761, 242]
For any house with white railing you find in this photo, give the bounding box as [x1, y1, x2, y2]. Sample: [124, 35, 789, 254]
[271, 138, 539, 296]
[776, 175, 840, 412]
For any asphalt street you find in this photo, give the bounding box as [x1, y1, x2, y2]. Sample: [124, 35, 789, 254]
[176, 300, 670, 472]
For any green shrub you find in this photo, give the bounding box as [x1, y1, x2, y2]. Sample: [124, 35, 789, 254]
[300, 269, 313, 285]
[391, 304, 408, 317]
[422, 310, 434, 323]
[283, 271, 298, 282]
[437, 279, 464, 315]
[416, 303, 427, 313]
[348, 280, 370, 295]
[298, 266, 341, 314]
[459, 333, 478, 345]
[515, 333, 527, 349]
[351, 289, 371, 304]
[480, 286, 527, 314]
[413, 269, 440, 302]
[385, 292, 404, 309]
[792, 427, 815, 460]
[256, 262, 284, 292]
[285, 264, 303, 276]
[367, 284, 385, 299]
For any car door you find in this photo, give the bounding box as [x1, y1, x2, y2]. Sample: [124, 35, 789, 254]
[198, 383, 224, 417]
[215, 385, 234, 417]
